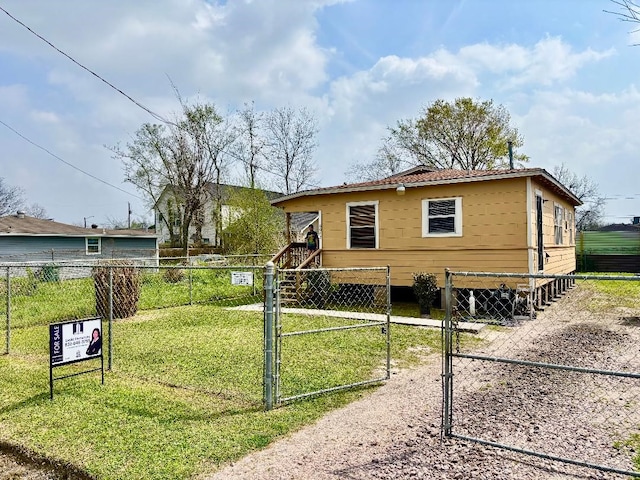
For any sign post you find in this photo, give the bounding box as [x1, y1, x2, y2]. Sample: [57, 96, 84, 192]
[49, 317, 104, 399]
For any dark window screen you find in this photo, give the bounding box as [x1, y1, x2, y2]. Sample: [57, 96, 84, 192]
[427, 199, 456, 234]
[349, 204, 376, 248]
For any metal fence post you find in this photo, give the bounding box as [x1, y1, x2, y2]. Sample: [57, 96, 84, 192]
[385, 265, 391, 380]
[108, 266, 114, 370]
[264, 261, 275, 411]
[189, 264, 193, 305]
[5, 267, 10, 355]
[442, 268, 454, 437]
[274, 265, 281, 405]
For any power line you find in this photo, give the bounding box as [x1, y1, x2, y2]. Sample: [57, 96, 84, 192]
[0, 119, 144, 200]
[0, 5, 295, 187]
[0, 5, 172, 125]
[603, 195, 640, 200]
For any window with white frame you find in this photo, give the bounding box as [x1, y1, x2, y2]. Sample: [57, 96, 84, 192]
[422, 197, 462, 237]
[568, 211, 574, 244]
[347, 202, 378, 249]
[86, 237, 101, 255]
[554, 205, 564, 245]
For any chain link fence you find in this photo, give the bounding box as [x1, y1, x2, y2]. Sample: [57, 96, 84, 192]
[2, 261, 266, 404]
[268, 266, 391, 407]
[443, 271, 640, 477]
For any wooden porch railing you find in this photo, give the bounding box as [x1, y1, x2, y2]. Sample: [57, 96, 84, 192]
[270, 242, 321, 270]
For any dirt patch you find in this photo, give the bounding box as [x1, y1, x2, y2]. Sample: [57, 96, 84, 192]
[0, 443, 91, 480]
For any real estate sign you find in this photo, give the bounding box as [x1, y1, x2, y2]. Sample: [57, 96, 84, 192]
[231, 271, 254, 286]
[49, 317, 102, 366]
[49, 317, 104, 399]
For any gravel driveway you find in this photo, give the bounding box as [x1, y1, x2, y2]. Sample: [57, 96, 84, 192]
[206, 284, 640, 480]
[3, 284, 639, 479]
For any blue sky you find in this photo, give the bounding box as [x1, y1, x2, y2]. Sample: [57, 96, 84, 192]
[0, 0, 638, 226]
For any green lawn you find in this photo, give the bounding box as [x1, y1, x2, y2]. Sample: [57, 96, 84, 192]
[2, 268, 263, 330]
[581, 272, 640, 311]
[0, 304, 445, 480]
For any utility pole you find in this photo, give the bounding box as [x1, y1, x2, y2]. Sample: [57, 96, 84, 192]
[128, 202, 132, 229]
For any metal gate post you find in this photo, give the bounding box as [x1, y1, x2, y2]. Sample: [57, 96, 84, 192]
[442, 268, 454, 437]
[108, 266, 114, 371]
[385, 265, 391, 380]
[189, 265, 193, 305]
[5, 267, 10, 355]
[274, 266, 281, 405]
[263, 261, 275, 411]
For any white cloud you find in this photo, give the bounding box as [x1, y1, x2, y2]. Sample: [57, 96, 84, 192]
[30, 110, 60, 124]
[1, 1, 637, 223]
[458, 37, 614, 88]
[513, 86, 640, 221]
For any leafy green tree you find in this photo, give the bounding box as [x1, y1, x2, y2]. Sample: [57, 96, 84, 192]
[349, 98, 527, 182]
[222, 188, 285, 255]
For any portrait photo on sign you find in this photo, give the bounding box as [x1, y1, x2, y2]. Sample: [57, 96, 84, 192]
[86, 327, 102, 356]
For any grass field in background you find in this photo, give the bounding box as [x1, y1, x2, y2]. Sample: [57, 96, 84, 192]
[0, 304, 447, 480]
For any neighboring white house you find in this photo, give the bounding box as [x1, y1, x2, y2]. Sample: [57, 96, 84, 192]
[154, 183, 283, 247]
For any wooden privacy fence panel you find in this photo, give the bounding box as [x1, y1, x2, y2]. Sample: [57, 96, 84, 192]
[576, 230, 640, 273]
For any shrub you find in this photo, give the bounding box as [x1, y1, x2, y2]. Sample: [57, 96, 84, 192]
[93, 261, 141, 319]
[412, 272, 439, 315]
[37, 264, 60, 282]
[163, 267, 185, 283]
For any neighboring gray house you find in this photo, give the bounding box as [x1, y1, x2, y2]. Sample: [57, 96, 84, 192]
[0, 211, 158, 264]
[154, 183, 283, 247]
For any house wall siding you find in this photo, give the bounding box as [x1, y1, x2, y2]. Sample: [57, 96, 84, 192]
[278, 176, 577, 287]
[530, 178, 577, 279]
[0, 235, 157, 263]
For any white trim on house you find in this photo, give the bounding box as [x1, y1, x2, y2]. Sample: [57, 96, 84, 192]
[346, 201, 379, 249]
[86, 237, 101, 255]
[554, 203, 564, 245]
[421, 197, 462, 238]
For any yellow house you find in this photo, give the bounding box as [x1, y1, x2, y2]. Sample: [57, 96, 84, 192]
[272, 167, 581, 308]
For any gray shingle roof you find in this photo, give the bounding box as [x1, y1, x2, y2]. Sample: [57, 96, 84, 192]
[0, 213, 156, 237]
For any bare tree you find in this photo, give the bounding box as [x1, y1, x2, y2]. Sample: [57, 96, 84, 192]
[346, 135, 413, 182]
[111, 98, 236, 251]
[0, 177, 25, 217]
[552, 164, 606, 231]
[105, 215, 151, 230]
[234, 101, 267, 189]
[26, 203, 48, 219]
[606, 1, 640, 23]
[265, 106, 318, 194]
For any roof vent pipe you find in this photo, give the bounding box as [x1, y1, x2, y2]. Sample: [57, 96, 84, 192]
[16, 210, 25, 218]
[508, 141, 514, 170]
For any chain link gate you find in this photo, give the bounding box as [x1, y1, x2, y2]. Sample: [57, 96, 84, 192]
[3, 261, 266, 404]
[264, 265, 391, 409]
[442, 270, 640, 477]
